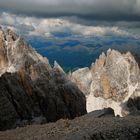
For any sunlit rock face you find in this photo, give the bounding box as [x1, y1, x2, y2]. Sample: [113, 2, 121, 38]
[70, 67, 92, 95]
[0, 28, 86, 130]
[0, 28, 52, 77]
[70, 49, 140, 117]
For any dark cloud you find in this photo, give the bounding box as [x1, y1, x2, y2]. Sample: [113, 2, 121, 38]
[1, 1, 140, 39]
[0, 0, 140, 21]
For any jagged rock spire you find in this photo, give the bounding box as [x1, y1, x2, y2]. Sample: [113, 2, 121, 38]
[0, 27, 86, 130]
[0, 27, 51, 77]
[53, 60, 65, 74]
[70, 49, 140, 117]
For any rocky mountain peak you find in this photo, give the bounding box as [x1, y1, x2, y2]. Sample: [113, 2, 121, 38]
[0, 28, 86, 130]
[0, 28, 51, 77]
[70, 49, 140, 117]
[53, 60, 65, 74]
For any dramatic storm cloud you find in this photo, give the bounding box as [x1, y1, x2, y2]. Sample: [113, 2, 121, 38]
[0, 0, 140, 21]
[0, 12, 134, 38]
[0, 0, 140, 39]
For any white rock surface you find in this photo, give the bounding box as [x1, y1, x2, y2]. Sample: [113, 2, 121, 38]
[70, 67, 92, 95]
[53, 60, 65, 74]
[0, 28, 51, 78]
[70, 49, 140, 116]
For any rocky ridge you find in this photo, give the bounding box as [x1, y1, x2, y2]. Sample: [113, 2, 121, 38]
[0, 28, 86, 130]
[0, 111, 140, 140]
[70, 49, 140, 116]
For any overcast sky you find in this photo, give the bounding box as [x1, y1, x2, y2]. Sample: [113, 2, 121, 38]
[0, 0, 140, 38]
[0, 0, 140, 21]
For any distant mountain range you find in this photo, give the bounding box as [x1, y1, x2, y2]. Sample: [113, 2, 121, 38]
[26, 32, 140, 72]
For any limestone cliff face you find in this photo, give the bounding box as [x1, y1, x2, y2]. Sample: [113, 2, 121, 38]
[70, 49, 140, 116]
[0, 28, 86, 130]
